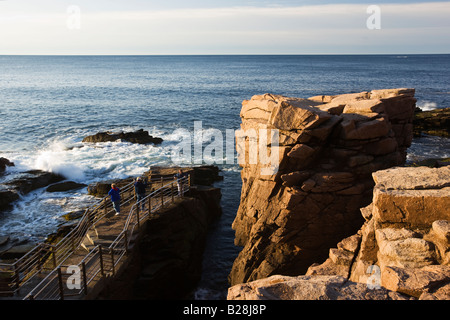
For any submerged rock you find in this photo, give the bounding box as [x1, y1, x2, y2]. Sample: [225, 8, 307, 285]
[46, 181, 87, 193]
[0, 158, 14, 174]
[82, 129, 163, 145]
[0, 170, 65, 212]
[4, 170, 65, 195]
[0, 190, 20, 212]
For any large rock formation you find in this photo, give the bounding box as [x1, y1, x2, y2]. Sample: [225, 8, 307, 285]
[229, 88, 417, 285]
[228, 165, 450, 300]
[305, 165, 450, 300]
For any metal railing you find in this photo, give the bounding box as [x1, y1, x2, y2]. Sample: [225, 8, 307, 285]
[0, 174, 190, 300]
[24, 245, 116, 300]
[120, 175, 190, 251]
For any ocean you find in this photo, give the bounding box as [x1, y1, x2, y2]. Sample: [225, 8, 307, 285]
[0, 54, 449, 299]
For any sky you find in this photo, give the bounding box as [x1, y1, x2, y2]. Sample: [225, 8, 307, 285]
[0, 0, 449, 54]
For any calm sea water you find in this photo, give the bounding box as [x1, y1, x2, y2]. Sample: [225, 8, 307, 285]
[0, 55, 449, 299]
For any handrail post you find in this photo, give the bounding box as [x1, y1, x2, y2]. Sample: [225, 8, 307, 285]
[148, 196, 152, 215]
[103, 198, 107, 217]
[160, 176, 164, 207]
[81, 262, 88, 295]
[124, 232, 129, 254]
[110, 248, 115, 276]
[98, 246, 105, 277]
[57, 267, 65, 300]
[14, 264, 21, 292]
[51, 247, 57, 269]
[171, 182, 175, 202]
[136, 206, 140, 229]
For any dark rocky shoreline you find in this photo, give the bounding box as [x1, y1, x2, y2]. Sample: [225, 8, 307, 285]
[82, 128, 163, 145]
[413, 107, 450, 138]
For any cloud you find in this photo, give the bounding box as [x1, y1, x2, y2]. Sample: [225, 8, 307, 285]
[0, 2, 449, 54]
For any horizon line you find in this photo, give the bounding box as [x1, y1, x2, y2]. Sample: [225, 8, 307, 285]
[1, 53, 449, 56]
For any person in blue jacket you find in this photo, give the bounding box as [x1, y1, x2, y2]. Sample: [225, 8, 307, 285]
[108, 183, 121, 215]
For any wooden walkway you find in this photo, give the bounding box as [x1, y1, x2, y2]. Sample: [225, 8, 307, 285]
[0, 174, 190, 300]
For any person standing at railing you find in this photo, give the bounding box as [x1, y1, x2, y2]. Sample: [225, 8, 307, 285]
[108, 183, 121, 215]
[174, 169, 187, 197]
[134, 176, 147, 211]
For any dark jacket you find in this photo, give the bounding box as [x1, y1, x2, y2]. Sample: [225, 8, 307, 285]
[174, 172, 186, 181]
[134, 181, 147, 195]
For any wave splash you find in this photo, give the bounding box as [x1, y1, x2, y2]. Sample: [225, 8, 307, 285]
[34, 140, 87, 182]
[417, 100, 438, 111]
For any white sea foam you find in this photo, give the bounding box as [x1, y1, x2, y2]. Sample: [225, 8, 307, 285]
[417, 100, 438, 111]
[34, 141, 87, 182]
[0, 133, 178, 240]
[0, 126, 240, 241]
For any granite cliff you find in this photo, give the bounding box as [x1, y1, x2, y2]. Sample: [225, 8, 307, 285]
[229, 88, 417, 285]
[228, 165, 450, 300]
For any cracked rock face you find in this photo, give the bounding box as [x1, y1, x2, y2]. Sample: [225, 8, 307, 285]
[372, 166, 450, 228]
[305, 165, 450, 300]
[229, 165, 450, 300]
[229, 88, 416, 286]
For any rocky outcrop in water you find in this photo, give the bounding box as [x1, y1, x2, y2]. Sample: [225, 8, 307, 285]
[0, 190, 19, 213]
[4, 170, 65, 195]
[0, 170, 65, 212]
[0, 158, 14, 175]
[229, 88, 417, 286]
[82, 129, 163, 144]
[413, 107, 450, 137]
[46, 181, 87, 193]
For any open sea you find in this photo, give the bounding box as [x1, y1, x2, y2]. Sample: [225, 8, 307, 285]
[0, 54, 449, 299]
